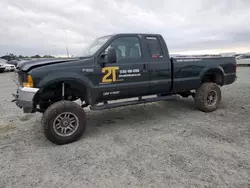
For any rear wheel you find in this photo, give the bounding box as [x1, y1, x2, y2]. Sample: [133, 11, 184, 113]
[194, 82, 221, 112]
[42, 100, 86, 145]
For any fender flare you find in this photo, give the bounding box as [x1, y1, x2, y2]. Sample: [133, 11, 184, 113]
[199, 65, 225, 85]
[37, 72, 93, 90]
[35, 72, 96, 103]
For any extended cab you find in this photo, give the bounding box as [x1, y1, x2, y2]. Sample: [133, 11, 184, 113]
[13, 33, 237, 144]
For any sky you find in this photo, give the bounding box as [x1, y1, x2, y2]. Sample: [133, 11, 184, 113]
[0, 0, 250, 56]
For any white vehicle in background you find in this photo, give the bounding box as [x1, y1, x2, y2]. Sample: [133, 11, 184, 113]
[236, 54, 250, 66]
[0, 58, 16, 72]
[0, 63, 5, 73]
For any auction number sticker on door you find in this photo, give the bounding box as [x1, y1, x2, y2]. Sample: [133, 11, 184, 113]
[100, 67, 141, 84]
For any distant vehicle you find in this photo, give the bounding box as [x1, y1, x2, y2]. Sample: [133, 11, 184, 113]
[13, 33, 237, 145]
[236, 54, 250, 66]
[0, 58, 7, 63]
[0, 59, 16, 72]
[0, 63, 5, 73]
[7, 59, 18, 67]
[236, 54, 250, 60]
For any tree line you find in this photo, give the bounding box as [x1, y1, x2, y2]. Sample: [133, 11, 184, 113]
[1, 53, 55, 61]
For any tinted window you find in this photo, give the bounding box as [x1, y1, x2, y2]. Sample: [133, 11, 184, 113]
[146, 36, 163, 59]
[105, 37, 142, 62]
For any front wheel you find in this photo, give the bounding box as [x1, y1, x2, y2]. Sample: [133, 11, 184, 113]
[194, 82, 221, 112]
[42, 100, 86, 145]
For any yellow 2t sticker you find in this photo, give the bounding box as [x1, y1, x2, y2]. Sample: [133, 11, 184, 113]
[102, 67, 119, 83]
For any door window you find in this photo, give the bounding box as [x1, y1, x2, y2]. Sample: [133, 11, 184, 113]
[105, 37, 142, 62]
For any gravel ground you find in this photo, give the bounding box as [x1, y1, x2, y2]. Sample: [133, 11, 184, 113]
[0, 68, 249, 188]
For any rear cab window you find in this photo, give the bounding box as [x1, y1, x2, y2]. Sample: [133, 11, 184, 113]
[145, 36, 164, 59]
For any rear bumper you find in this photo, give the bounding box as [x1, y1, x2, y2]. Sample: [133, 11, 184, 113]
[13, 87, 39, 113]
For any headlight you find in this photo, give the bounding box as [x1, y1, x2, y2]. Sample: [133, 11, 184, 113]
[23, 74, 34, 88]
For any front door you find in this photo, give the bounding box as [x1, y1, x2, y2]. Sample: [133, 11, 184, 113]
[96, 36, 150, 100]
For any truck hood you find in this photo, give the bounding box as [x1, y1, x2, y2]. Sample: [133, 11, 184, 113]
[17, 58, 79, 72]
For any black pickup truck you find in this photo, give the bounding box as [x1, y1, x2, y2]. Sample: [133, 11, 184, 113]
[13, 33, 237, 144]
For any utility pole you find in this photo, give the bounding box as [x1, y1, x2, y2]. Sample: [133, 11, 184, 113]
[66, 42, 69, 58]
[65, 30, 69, 57]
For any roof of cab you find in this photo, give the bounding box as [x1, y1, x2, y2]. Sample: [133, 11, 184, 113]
[113, 33, 161, 36]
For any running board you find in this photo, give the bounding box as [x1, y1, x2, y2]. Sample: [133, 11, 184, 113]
[90, 95, 177, 111]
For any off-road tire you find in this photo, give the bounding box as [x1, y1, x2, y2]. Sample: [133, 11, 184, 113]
[42, 100, 86, 145]
[194, 82, 221, 112]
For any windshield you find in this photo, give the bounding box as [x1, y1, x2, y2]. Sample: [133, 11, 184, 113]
[0, 59, 7, 64]
[82, 35, 112, 56]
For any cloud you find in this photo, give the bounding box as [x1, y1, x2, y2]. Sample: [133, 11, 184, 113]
[0, 0, 250, 56]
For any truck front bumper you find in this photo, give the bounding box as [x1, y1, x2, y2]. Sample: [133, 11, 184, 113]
[13, 87, 39, 113]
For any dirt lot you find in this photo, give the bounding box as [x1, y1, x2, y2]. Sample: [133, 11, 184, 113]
[0, 68, 249, 188]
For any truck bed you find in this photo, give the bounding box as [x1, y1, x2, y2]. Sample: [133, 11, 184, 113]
[171, 56, 237, 93]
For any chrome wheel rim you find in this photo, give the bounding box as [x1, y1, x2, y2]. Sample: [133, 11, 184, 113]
[206, 90, 217, 106]
[53, 112, 79, 137]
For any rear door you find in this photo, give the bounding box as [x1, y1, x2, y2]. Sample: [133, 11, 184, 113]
[145, 36, 172, 94]
[96, 36, 150, 100]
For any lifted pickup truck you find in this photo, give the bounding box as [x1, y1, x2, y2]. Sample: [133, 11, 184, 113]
[13, 33, 237, 144]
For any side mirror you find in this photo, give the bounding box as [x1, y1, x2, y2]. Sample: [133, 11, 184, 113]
[107, 47, 117, 63]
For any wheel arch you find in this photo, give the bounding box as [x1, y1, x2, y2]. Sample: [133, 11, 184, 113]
[34, 73, 94, 104]
[37, 72, 93, 91]
[200, 66, 225, 86]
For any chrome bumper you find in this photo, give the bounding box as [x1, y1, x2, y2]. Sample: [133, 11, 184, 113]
[13, 87, 39, 113]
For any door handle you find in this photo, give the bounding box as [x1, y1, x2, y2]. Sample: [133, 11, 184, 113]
[143, 64, 149, 72]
